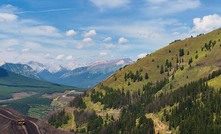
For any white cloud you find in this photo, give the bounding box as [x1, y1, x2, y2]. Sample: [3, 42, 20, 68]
[192, 14, 221, 33]
[93, 19, 172, 41]
[91, 18, 189, 50]
[0, 5, 84, 63]
[103, 37, 112, 42]
[104, 44, 117, 49]
[22, 48, 31, 52]
[137, 53, 147, 59]
[83, 37, 93, 43]
[77, 38, 94, 49]
[66, 30, 77, 37]
[172, 32, 180, 36]
[0, 12, 17, 22]
[147, 0, 167, 4]
[84, 30, 97, 37]
[22, 26, 61, 37]
[0, 4, 19, 13]
[66, 55, 73, 60]
[24, 42, 42, 49]
[56, 54, 64, 60]
[76, 44, 84, 49]
[118, 37, 128, 44]
[89, 0, 130, 9]
[99, 52, 108, 56]
[44, 53, 53, 59]
[0, 39, 19, 47]
[146, 0, 200, 15]
[6, 48, 15, 52]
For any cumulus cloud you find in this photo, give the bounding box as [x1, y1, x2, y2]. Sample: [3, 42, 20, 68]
[56, 54, 64, 60]
[0, 12, 17, 22]
[84, 30, 97, 37]
[89, 0, 130, 9]
[137, 53, 147, 59]
[103, 37, 112, 42]
[83, 37, 93, 43]
[77, 38, 94, 49]
[66, 30, 77, 37]
[118, 37, 128, 44]
[192, 14, 221, 33]
[66, 55, 73, 60]
[99, 52, 108, 56]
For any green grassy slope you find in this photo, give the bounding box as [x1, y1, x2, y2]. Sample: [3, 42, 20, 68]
[98, 28, 221, 92]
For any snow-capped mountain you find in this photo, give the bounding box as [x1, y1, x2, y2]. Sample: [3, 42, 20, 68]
[0, 61, 6, 66]
[27, 61, 63, 73]
[62, 62, 89, 70]
[0, 58, 133, 88]
[35, 58, 133, 88]
[0, 63, 41, 80]
[39, 58, 133, 88]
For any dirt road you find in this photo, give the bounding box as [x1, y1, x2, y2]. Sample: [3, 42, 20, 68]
[0, 107, 41, 134]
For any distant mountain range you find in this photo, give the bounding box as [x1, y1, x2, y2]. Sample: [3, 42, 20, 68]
[0, 58, 133, 88]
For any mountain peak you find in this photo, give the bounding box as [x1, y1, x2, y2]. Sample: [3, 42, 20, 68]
[27, 61, 63, 73]
[0, 60, 6, 66]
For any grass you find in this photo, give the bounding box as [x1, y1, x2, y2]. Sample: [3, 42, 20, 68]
[28, 104, 56, 119]
[84, 96, 121, 120]
[60, 108, 75, 131]
[0, 94, 52, 115]
[208, 75, 221, 89]
[146, 113, 171, 134]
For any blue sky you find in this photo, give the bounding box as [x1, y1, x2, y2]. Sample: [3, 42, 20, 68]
[0, 0, 221, 66]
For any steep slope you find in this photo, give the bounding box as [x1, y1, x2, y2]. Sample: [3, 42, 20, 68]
[62, 28, 221, 133]
[1, 63, 41, 80]
[98, 29, 221, 92]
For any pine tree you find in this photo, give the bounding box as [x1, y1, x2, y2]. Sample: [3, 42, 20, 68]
[145, 73, 149, 79]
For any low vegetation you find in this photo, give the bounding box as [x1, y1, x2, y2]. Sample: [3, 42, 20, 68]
[48, 109, 70, 128]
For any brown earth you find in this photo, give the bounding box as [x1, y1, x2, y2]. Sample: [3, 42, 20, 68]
[0, 107, 73, 134]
